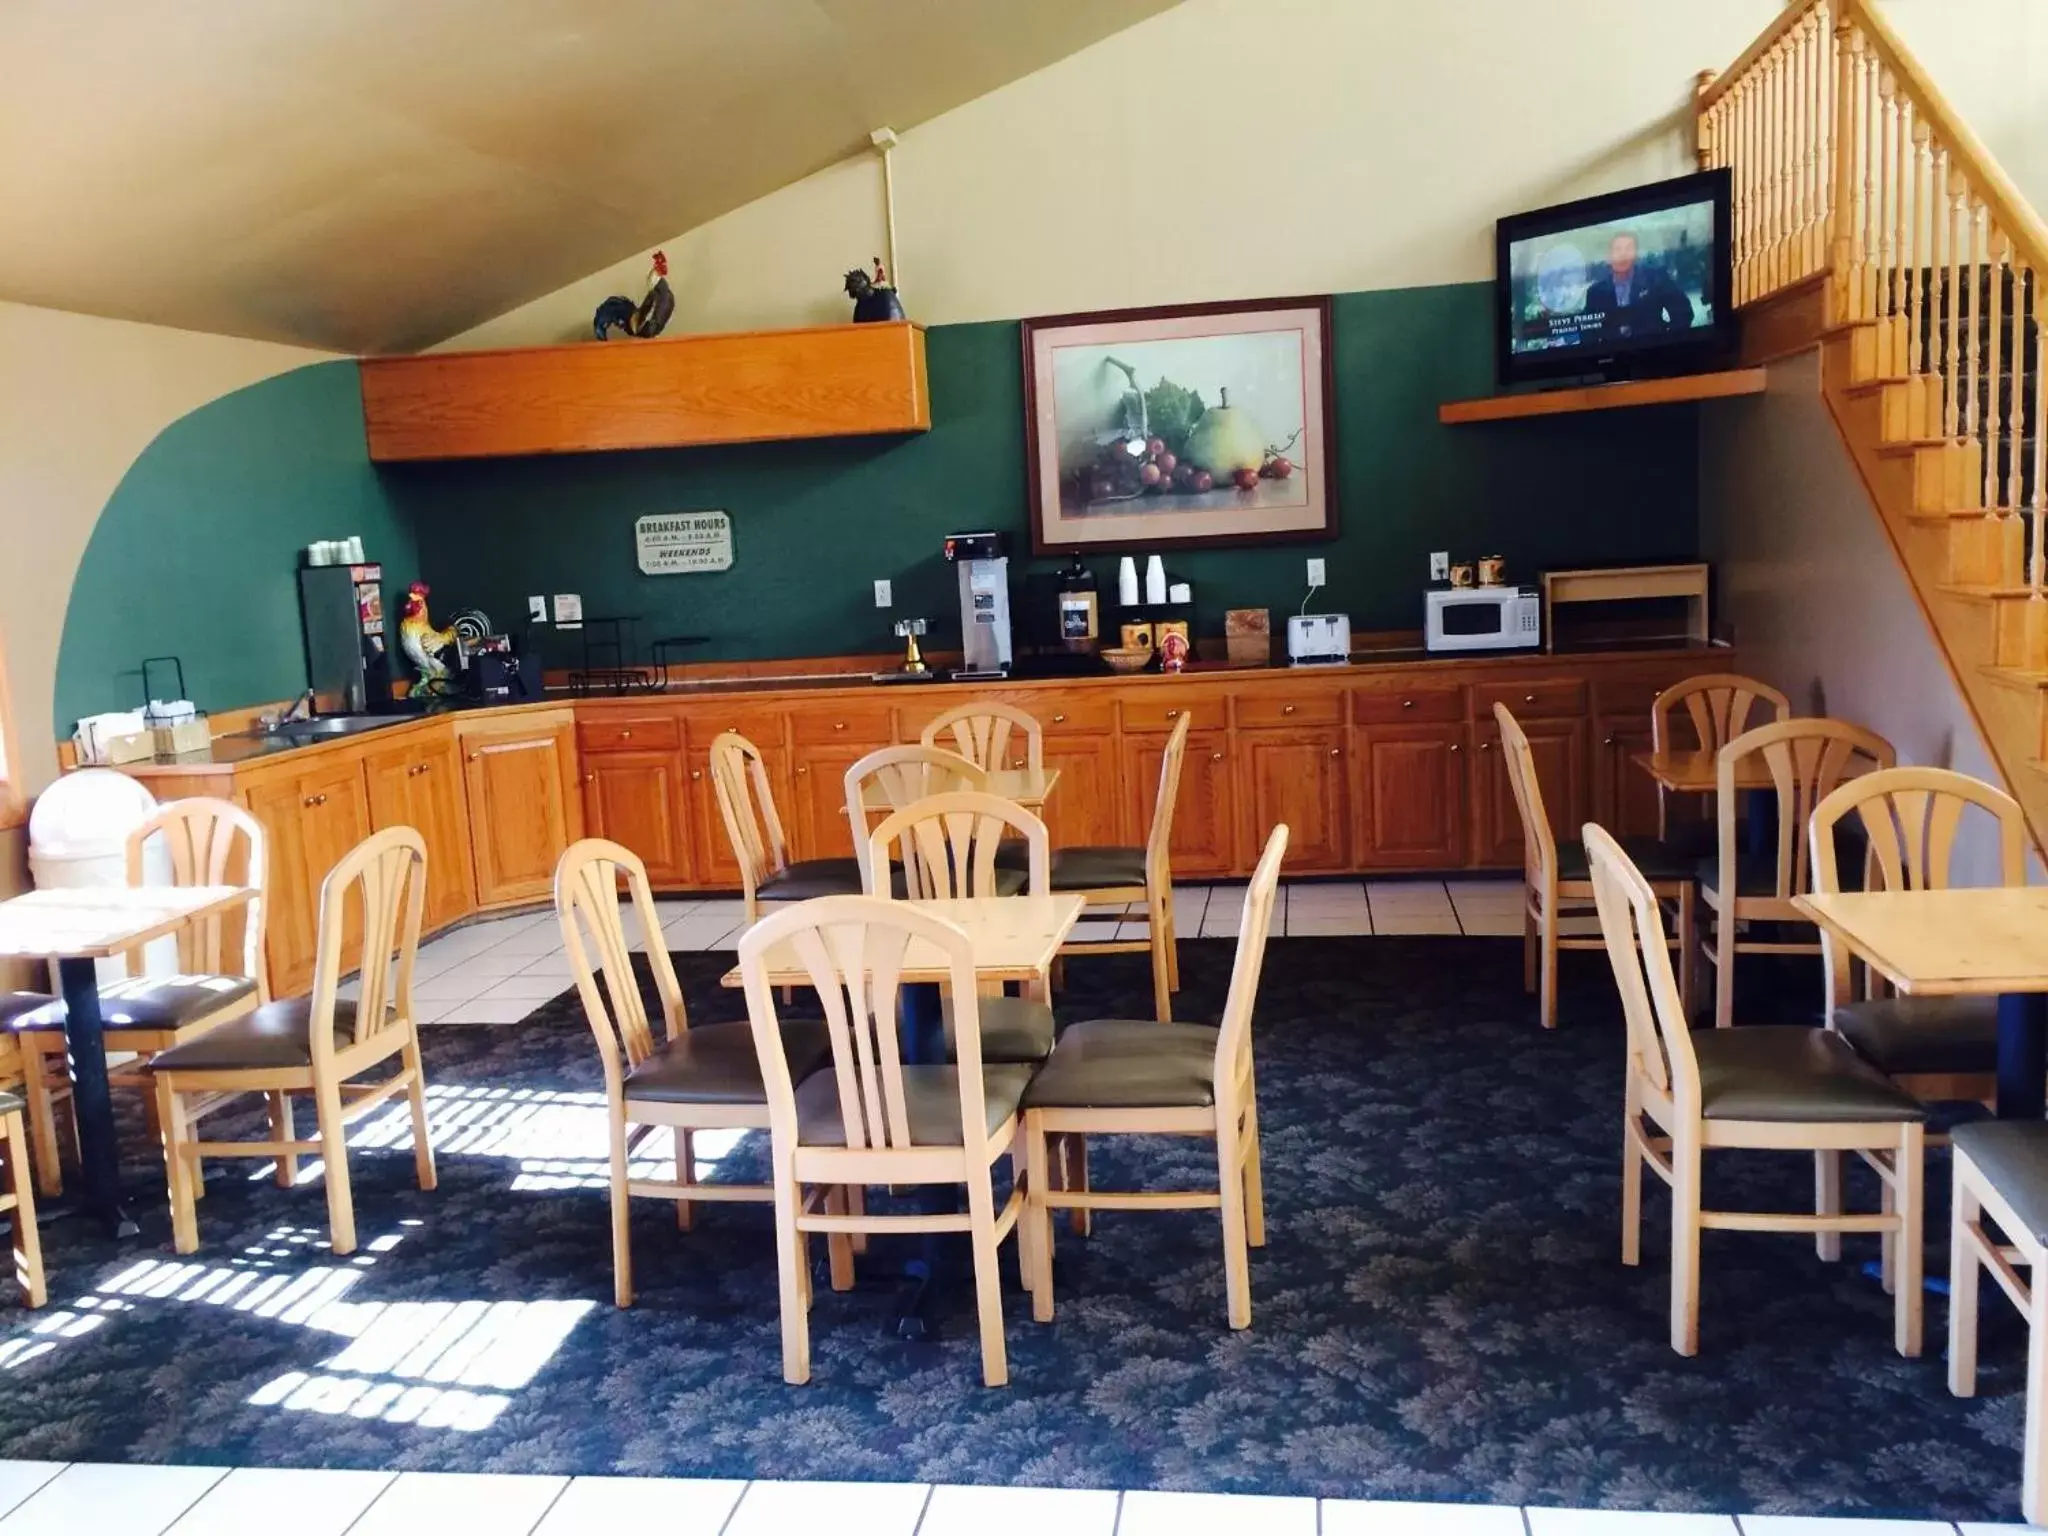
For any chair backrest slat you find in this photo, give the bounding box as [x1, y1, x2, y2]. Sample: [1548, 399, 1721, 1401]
[1584, 823, 1693, 1105]
[310, 827, 427, 1061]
[868, 791, 1050, 900]
[1492, 704, 1556, 889]
[1809, 766, 2027, 896]
[555, 839, 688, 1094]
[709, 732, 791, 904]
[1652, 672, 1792, 756]
[1717, 718, 1895, 899]
[844, 745, 989, 889]
[125, 797, 268, 993]
[921, 700, 1044, 773]
[1144, 714, 1194, 889]
[1215, 824, 1288, 1091]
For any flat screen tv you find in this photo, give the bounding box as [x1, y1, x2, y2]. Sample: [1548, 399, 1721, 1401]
[1495, 168, 1733, 388]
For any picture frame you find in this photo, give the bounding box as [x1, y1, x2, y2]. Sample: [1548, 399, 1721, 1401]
[1021, 294, 1337, 555]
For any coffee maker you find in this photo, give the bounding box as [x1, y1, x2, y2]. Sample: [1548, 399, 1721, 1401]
[942, 530, 1012, 680]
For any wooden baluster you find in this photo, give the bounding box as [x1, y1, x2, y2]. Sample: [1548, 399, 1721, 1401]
[1876, 71, 1897, 360]
[2032, 259, 2047, 591]
[2007, 238, 2025, 512]
[1831, 20, 1860, 313]
[1772, 38, 1789, 292]
[1899, 102, 1919, 386]
[1789, 21, 1808, 282]
[1696, 71, 1717, 172]
[1860, 50, 1880, 319]
[1805, 9, 1825, 275]
[1816, 4, 1835, 242]
[1737, 76, 1756, 304]
[1911, 118, 1933, 418]
[1945, 159, 1965, 442]
[1965, 199, 1984, 464]
[1987, 228, 2006, 516]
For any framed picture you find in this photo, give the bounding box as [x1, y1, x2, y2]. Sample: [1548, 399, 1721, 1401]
[1022, 295, 1337, 555]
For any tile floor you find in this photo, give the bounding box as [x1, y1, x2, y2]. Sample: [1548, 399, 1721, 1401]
[0, 1463, 2018, 1535]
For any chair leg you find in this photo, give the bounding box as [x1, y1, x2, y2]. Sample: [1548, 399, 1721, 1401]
[1217, 1110, 1253, 1331]
[1148, 922, 1172, 1024]
[1713, 909, 1735, 1030]
[314, 1081, 358, 1257]
[674, 1128, 696, 1233]
[1675, 884, 1696, 1021]
[402, 1034, 436, 1192]
[1162, 895, 1181, 992]
[22, 1047, 62, 1199]
[848, 1185, 868, 1254]
[1815, 1150, 1842, 1262]
[1026, 1118, 1055, 1323]
[1669, 1136, 1703, 1356]
[1879, 1174, 1898, 1297]
[1894, 1125, 1924, 1358]
[1621, 1110, 1644, 1268]
[608, 1118, 634, 1309]
[158, 1077, 200, 1256]
[1950, 1157, 1982, 1399]
[4, 1112, 44, 1309]
[1241, 1077, 1266, 1250]
[1522, 902, 1539, 995]
[1539, 915, 1559, 1031]
[964, 1166, 1009, 1387]
[773, 1157, 811, 1385]
[824, 1187, 856, 1293]
[1067, 1133, 1092, 1238]
[2029, 1272, 2048, 1529]
[267, 1093, 297, 1189]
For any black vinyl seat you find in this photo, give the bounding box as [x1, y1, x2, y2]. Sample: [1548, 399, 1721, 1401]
[148, 996, 375, 1072]
[755, 859, 867, 901]
[1693, 1026, 1929, 1123]
[1834, 995, 1999, 1077]
[14, 975, 256, 1033]
[1021, 1019, 1221, 1110]
[1047, 846, 1147, 890]
[625, 1020, 831, 1105]
[1953, 1120, 2048, 1243]
[793, 1062, 1034, 1146]
[1556, 836, 1696, 884]
[940, 995, 1056, 1064]
[0, 994, 53, 1028]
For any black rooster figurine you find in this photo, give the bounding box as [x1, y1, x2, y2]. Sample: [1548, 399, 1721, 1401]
[844, 258, 906, 323]
[593, 250, 676, 340]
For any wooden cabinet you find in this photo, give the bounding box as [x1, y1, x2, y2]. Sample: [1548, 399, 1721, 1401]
[683, 711, 792, 888]
[1470, 717, 1590, 869]
[1128, 730, 1234, 879]
[580, 751, 691, 885]
[1592, 721, 1664, 842]
[457, 713, 580, 906]
[1038, 736, 1122, 849]
[786, 742, 874, 862]
[1238, 728, 1349, 872]
[363, 733, 476, 931]
[1352, 723, 1468, 869]
[244, 758, 373, 998]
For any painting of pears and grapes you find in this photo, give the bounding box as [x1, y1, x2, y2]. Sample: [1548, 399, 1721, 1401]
[1024, 298, 1335, 552]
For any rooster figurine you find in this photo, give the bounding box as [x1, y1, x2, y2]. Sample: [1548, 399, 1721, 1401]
[592, 250, 675, 340]
[400, 582, 458, 696]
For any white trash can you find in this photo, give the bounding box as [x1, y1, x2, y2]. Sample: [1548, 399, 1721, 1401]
[28, 770, 169, 985]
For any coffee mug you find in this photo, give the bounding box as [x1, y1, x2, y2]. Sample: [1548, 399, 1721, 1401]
[1120, 622, 1156, 653]
[1448, 563, 1476, 589]
[1478, 555, 1506, 587]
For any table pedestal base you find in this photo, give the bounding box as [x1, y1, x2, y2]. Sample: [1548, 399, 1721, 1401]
[56, 956, 138, 1240]
[1997, 992, 2048, 1121]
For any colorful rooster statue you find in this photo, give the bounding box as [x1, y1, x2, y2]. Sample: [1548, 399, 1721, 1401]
[592, 250, 675, 340]
[400, 581, 458, 696]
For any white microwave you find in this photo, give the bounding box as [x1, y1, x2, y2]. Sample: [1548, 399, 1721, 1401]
[1425, 586, 1542, 653]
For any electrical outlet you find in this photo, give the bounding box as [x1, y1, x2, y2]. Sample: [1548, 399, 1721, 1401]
[1429, 551, 1450, 581]
[874, 579, 893, 608]
[1306, 558, 1326, 588]
[527, 595, 547, 623]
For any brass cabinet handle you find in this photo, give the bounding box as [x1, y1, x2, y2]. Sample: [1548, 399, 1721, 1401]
[1165, 708, 1181, 719]
[468, 752, 481, 761]
[834, 721, 847, 731]
[1479, 742, 1492, 752]
[796, 765, 809, 776]
[1450, 743, 1462, 754]
[1524, 693, 1537, 703]
[691, 769, 703, 780]
[1210, 751, 1224, 762]
[1328, 747, 1341, 757]
[303, 792, 329, 807]
[1282, 704, 1296, 715]
[1053, 713, 1067, 723]
[1402, 698, 1415, 709]
[621, 729, 632, 740]
[1603, 735, 1615, 746]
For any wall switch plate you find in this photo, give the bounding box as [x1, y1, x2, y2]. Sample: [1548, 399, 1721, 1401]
[874, 579, 893, 608]
[527, 594, 547, 623]
[1429, 551, 1450, 581]
[553, 593, 583, 628]
[1306, 558, 1326, 588]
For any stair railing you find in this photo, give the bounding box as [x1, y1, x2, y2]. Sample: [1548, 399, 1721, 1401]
[1701, 0, 2048, 588]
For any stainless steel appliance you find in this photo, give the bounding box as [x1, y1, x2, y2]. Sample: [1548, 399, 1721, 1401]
[1425, 584, 1542, 652]
[299, 562, 391, 712]
[943, 530, 1012, 680]
[1287, 613, 1351, 666]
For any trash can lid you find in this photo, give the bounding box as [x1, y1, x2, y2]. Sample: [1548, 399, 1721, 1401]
[28, 769, 160, 858]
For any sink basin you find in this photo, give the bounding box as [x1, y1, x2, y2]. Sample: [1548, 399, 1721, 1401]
[258, 715, 411, 744]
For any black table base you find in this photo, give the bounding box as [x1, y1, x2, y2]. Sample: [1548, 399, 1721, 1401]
[1996, 991, 2048, 1120]
[56, 956, 139, 1239]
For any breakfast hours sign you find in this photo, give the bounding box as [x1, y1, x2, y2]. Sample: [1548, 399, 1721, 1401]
[635, 511, 733, 574]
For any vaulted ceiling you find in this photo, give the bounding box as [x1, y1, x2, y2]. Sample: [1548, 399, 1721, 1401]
[0, 0, 1177, 354]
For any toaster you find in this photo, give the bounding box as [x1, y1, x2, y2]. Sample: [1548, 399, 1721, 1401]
[1286, 613, 1351, 666]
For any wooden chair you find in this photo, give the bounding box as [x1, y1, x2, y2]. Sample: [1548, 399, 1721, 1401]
[1699, 717, 1895, 1031]
[709, 731, 866, 924]
[1049, 712, 1190, 1024]
[1949, 1119, 2048, 1525]
[920, 700, 1044, 774]
[13, 796, 268, 1196]
[556, 837, 835, 1308]
[148, 826, 437, 1256]
[1650, 673, 1791, 842]
[737, 895, 1036, 1387]
[0, 1037, 45, 1309]
[1586, 823, 1927, 1358]
[842, 743, 989, 880]
[1022, 823, 1286, 1331]
[1495, 703, 1694, 1030]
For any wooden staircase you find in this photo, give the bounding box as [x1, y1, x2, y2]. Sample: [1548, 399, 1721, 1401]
[1703, 0, 2048, 859]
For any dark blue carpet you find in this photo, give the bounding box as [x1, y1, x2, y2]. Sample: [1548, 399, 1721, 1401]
[0, 937, 2024, 1519]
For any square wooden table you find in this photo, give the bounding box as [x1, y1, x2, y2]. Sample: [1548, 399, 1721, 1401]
[0, 885, 255, 1235]
[1631, 749, 1780, 794]
[1794, 887, 2048, 1118]
[847, 766, 1061, 817]
[723, 893, 1087, 992]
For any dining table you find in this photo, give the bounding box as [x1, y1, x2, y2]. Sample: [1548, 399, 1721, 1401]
[0, 884, 256, 1237]
[845, 766, 1061, 819]
[1793, 886, 2048, 1120]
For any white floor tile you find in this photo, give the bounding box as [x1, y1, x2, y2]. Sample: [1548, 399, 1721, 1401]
[1287, 914, 1373, 936]
[1116, 920, 1151, 942]
[347, 1471, 569, 1536]
[663, 918, 741, 951]
[1062, 920, 1123, 945]
[1370, 911, 1463, 935]
[0, 1467, 62, 1524]
[478, 973, 579, 1002]
[1739, 1521, 1957, 1535]
[1526, 1510, 1738, 1535]
[917, 1484, 1118, 1536]
[164, 1468, 394, 1536]
[1171, 886, 1213, 925]
[1286, 884, 1368, 907]
[480, 931, 565, 960]
[531, 1475, 746, 1534]
[1116, 1489, 1317, 1535]
[1323, 1500, 1526, 1536]
[1452, 907, 1525, 937]
[517, 953, 581, 981]
[652, 900, 704, 923]
[435, 995, 544, 1025]
[722, 1479, 929, 1536]
[1442, 877, 1520, 897]
[0, 1463, 227, 1536]
[408, 969, 497, 1002]
[452, 946, 555, 978]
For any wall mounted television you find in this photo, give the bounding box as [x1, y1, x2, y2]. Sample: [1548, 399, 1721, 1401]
[1495, 168, 1734, 389]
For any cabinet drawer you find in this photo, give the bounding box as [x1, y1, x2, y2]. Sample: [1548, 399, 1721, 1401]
[1235, 689, 1345, 729]
[1474, 679, 1587, 719]
[576, 714, 683, 754]
[789, 703, 894, 745]
[1028, 695, 1118, 736]
[685, 709, 787, 754]
[1120, 692, 1223, 733]
[1353, 684, 1465, 725]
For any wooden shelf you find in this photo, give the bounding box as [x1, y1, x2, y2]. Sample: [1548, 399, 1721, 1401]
[358, 320, 929, 462]
[1437, 368, 1768, 425]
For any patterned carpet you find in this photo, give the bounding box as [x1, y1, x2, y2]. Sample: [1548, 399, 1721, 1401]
[0, 937, 2026, 1519]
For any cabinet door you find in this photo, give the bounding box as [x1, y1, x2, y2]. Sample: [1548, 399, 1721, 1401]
[581, 751, 690, 885]
[786, 742, 872, 863]
[1353, 723, 1468, 870]
[1238, 727, 1349, 872]
[363, 737, 474, 931]
[1592, 721, 1664, 843]
[1024, 736, 1121, 849]
[243, 774, 318, 998]
[1127, 730, 1235, 879]
[463, 722, 575, 905]
[1470, 718, 1589, 869]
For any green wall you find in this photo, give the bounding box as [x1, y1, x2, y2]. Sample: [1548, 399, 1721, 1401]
[54, 361, 420, 732]
[395, 283, 1701, 670]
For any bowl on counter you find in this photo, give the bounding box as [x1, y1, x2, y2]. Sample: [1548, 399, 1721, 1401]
[1100, 646, 1153, 674]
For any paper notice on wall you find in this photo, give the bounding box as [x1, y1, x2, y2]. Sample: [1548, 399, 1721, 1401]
[636, 510, 734, 575]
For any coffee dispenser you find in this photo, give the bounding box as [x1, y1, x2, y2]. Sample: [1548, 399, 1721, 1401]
[942, 530, 1012, 680]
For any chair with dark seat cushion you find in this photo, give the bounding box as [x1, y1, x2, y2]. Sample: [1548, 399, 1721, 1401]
[1650, 673, 1791, 844]
[841, 743, 991, 892]
[1022, 824, 1288, 1332]
[1833, 995, 1999, 1077]
[0, 995, 52, 1027]
[1587, 825, 1927, 1361]
[1048, 846, 1147, 890]
[754, 860, 867, 902]
[1950, 1120, 2048, 1524]
[15, 975, 257, 1035]
[795, 1062, 1034, 1146]
[623, 1019, 831, 1105]
[148, 995, 364, 1073]
[941, 995, 1055, 1064]
[920, 700, 1043, 776]
[709, 731, 881, 926]
[0, 1081, 44, 1310]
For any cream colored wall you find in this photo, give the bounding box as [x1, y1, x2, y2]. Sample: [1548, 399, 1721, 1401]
[448, 0, 1784, 347]
[1879, 0, 2048, 215]
[0, 300, 333, 797]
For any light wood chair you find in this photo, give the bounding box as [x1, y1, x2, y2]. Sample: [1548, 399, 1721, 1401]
[1049, 712, 1190, 1023]
[556, 837, 836, 1308]
[737, 895, 1036, 1387]
[1585, 823, 1928, 1359]
[1495, 703, 1695, 1030]
[1650, 673, 1792, 842]
[920, 700, 1044, 774]
[1699, 717, 1895, 1031]
[1949, 1119, 2048, 1526]
[12, 797, 270, 1195]
[0, 1036, 46, 1309]
[148, 826, 437, 1256]
[709, 731, 867, 924]
[1022, 823, 1286, 1331]
[842, 744, 990, 888]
